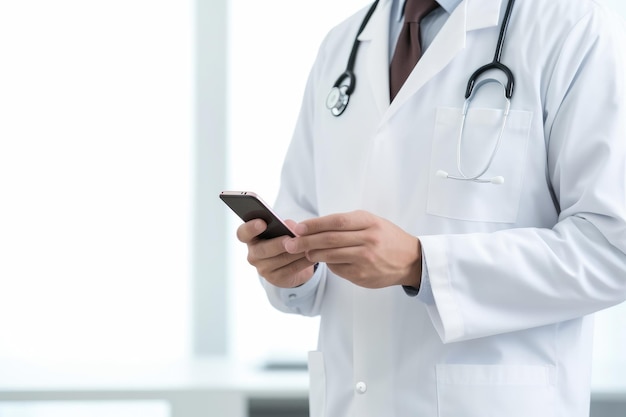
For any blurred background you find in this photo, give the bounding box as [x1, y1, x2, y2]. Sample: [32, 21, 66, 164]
[0, 0, 625, 415]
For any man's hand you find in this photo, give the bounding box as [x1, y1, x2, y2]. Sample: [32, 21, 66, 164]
[236, 218, 317, 288]
[283, 210, 421, 289]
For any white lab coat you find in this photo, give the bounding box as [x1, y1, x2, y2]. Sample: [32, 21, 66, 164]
[263, 0, 626, 416]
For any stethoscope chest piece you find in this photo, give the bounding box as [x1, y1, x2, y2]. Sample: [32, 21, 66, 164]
[325, 0, 379, 117]
[326, 85, 350, 117]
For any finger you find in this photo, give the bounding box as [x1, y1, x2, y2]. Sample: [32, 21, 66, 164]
[236, 219, 267, 243]
[284, 219, 298, 229]
[260, 255, 316, 283]
[253, 249, 303, 272]
[284, 229, 369, 254]
[295, 210, 372, 236]
[305, 245, 365, 265]
[253, 250, 316, 289]
[249, 236, 294, 262]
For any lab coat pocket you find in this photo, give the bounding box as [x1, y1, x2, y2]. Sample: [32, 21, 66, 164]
[308, 351, 326, 417]
[436, 364, 556, 417]
[427, 107, 532, 223]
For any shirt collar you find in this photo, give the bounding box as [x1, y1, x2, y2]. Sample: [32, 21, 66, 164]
[437, 0, 462, 14]
[394, 0, 462, 22]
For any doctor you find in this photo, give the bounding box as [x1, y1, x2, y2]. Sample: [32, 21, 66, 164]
[236, 0, 626, 416]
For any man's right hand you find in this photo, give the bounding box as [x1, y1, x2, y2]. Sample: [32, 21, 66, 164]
[236, 218, 317, 288]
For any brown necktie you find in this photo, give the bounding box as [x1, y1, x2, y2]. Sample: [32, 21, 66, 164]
[389, 0, 438, 101]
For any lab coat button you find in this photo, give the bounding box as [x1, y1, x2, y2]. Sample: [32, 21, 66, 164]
[355, 381, 367, 394]
[288, 293, 297, 300]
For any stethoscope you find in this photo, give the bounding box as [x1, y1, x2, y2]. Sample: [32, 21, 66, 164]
[326, 0, 516, 185]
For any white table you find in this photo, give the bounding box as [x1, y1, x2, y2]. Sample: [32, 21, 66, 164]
[0, 357, 308, 417]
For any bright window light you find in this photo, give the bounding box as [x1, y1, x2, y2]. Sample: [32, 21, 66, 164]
[0, 0, 193, 363]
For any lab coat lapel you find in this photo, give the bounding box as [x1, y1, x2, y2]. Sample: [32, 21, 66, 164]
[358, 0, 393, 118]
[382, 0, 503, 125]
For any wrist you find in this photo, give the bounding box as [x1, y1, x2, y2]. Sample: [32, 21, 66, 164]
[400, 237, 422, 289]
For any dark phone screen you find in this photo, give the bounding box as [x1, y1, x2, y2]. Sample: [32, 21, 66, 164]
[220, 193, 295, 239]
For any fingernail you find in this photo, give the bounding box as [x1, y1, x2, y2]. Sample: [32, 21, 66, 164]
[294, 223, 308, 235]
[284, 238, 296, 253]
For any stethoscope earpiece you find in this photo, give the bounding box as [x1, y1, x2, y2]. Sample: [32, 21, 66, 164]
[436, 170, 449, 179]
[437, 170, 505, 185]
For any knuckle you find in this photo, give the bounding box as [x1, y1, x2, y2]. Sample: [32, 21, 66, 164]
[279, 251, 294, 265]
[353, 265, 367, 280]
[357, 246, 377, 265]
[364, 253, 377, 267]
[334, 213, 350, 230]
[325, 232, 341, 247]
[366, 233, 382, 247]
[236, 226, 247, 243]
[305, 249, 318, 263]
[257, 266, 270, 278]
[354, 209, 368, 219]
[250, 242, 266, 259]
[246, 252, 258, 266]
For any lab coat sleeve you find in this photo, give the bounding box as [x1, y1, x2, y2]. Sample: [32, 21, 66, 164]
[421, 10, 626, 343]
[260, 264, 327, 317]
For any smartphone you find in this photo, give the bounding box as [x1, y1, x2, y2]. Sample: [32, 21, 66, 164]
[219, 191, 296, 239]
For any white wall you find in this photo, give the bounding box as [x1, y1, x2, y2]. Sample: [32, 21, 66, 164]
[0, 0, 193, 364]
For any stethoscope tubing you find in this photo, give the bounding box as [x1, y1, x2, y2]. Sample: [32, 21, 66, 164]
[327, 0, 517, 185]
[325, 0, 380, 116]
[454, 79, 510, 184]
[465, 0, 516, 100]
[344, 0, 380, 96]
